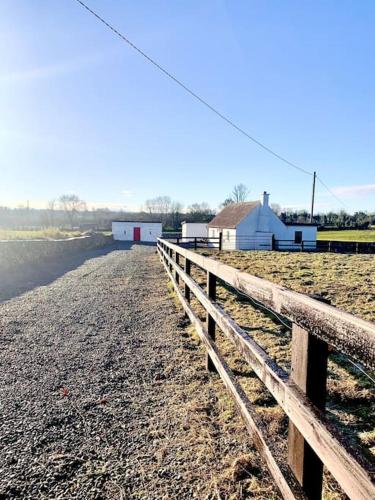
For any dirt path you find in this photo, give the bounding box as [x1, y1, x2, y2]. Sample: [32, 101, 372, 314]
[0, 244, 276, 499]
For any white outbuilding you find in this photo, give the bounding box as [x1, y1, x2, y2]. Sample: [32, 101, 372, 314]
[208, 192, 317, 251]
[112, 220, 162, 242]
[181, 222, 208, 239]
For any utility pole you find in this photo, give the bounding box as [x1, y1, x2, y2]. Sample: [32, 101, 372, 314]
[310, 171, 316, 223]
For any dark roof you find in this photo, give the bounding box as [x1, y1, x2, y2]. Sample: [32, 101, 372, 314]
[112, 220, 162, 223]
[284, 222, 319, 227]
[208, 201, 260, 229]
[181, 221, 207, 224]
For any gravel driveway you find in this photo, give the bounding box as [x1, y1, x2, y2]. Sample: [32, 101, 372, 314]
[0, 244, 272, 499]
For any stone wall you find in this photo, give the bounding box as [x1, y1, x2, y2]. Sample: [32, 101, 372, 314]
[0, 234, 113, 273]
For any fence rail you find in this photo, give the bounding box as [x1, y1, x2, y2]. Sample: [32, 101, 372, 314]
[157, 238, 375, 500]
[162, 235, 375, 253]
[316, 239, 375, 254]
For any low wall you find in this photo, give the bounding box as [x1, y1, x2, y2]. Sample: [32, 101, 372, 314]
[0, 234, 113, 273]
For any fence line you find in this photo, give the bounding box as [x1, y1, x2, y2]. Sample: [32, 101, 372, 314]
[163, 235, 375, 253]
[157, 238, 375, 500]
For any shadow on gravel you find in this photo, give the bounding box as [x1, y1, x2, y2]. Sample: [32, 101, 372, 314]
[0, 241, 140, 303]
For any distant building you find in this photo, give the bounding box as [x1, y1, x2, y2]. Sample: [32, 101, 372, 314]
[181, 222, 208, 239]
[208, 192, 317, 250]
[112, 221, 162, 242]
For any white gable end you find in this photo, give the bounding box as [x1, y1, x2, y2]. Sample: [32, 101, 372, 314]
[208, 192, 317, 251]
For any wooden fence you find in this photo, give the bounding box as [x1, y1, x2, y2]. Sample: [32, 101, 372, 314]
[164, 235, 375, 254]
[157, 238, 375, 500]
[316, 240, 375, 254]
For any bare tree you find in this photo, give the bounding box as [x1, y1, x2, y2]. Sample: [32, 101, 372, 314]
[156, 196, 172, 217]
[42, 199, 56, 227]
[143, 196, 183, 227]
[271, 203, 281, 215]
[59, 194, 86, 228]
[170, 200, 184, 228]
[221, 198, 234, 208]
[144, 196, 171, 216]
[171, 200, 183, 214]
[144, 198, 157, 214]
[187, 202, 214, 222]
[231, 184, 249, 203]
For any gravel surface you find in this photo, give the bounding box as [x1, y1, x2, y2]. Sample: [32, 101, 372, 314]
[0, 245, 212, 499]
[0, 244, 280, 499]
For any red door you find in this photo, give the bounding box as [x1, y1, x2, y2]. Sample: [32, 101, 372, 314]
[133, 227, 141, 241]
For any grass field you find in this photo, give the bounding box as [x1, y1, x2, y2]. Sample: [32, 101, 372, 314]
[210, 250, 375, 322]
[317, 229, 375, 242]
[181, 249, 375, 498]
[0, 228, 83, 240]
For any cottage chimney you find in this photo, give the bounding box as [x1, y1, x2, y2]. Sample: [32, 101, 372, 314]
[261, 191, 270, 207]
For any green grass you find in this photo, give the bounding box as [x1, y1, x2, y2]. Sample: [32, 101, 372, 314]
[0, 228, 83, 240]
[317, 230, 375, 242]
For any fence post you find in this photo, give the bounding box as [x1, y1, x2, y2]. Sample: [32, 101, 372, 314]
[169, 248, 173, 271]
[175, 252, 180, 284]
[219, 232, 223, 251]
[177, 237, 180, 246]
[194, 237, 197, 250]
[206, 272, 217, 372]
[287, 297, 329, 499]
[184, 258, 191, 303]
[301, 241, 304, 252]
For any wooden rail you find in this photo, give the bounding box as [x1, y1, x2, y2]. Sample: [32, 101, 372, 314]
[157, 238, 375, 500]
[316, 239, 375, 254]
[164, 236, 375, 254]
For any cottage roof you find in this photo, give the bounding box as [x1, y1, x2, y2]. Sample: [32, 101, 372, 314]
[208, 201, 260, 229]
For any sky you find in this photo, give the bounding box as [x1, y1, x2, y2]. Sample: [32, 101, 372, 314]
[0, 0, 374, 213]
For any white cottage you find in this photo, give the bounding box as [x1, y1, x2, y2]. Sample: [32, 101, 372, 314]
[112, 220, 162, 242]
[181, 222, 208, 239]
[208, 192, 317, 250]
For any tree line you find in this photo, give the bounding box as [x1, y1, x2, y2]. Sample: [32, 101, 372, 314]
[1, 186, 374, 230]
[280, 209, 375, 229]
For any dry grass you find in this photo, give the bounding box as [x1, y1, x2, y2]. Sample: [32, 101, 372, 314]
[165, 283, 283, 498]
[0, 228, 83, 240]
[166, 249, 375, 498]
[206, 250, 375, 322]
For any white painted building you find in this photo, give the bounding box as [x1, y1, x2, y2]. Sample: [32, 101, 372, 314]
[112, 221, 162, 242]
[208, 192, 317, 251]
[181, 222, 208, 238]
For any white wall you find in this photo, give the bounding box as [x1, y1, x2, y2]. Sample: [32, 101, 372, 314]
[244, 202, 317, 250]
[281, 225, 317, 250]
[208, 196, 317, 251]
[182, 223, 208, 238]
[236, 206, 270, 249]
[208, 227, 237, 249]
[112, 222, 162, 242]
[221, 228, 237, 250]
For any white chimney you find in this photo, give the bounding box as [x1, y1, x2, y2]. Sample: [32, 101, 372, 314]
[261, 191, 270, 207]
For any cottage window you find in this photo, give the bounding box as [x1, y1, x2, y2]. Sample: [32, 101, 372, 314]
[294, 231, 302, 244]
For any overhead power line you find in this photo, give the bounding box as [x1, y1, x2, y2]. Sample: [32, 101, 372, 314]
[316, 176, 348, 209]
[74, 0, 348, 209]
[74, 0, 312, 176]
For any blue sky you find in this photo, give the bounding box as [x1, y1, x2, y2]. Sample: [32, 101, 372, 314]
[0, 0, 374, 213]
